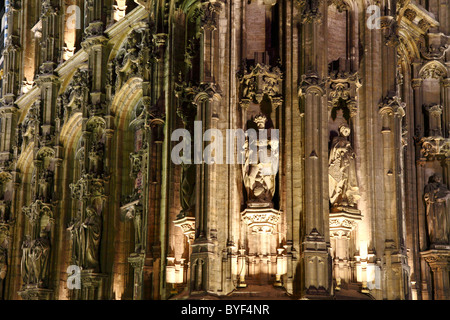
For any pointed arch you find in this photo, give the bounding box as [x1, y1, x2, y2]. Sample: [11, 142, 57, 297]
[419, 60, 448, 80]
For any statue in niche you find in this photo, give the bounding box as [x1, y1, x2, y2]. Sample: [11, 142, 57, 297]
[21, 120, 35, 152]
[0, 172, 12, 201]
[88, 142, 104, 176]
[0, 242, 7, 278]
[130, 153, 142, 179]
[124, 206, 142, 253]
[38, 171, 53, 203]
[424, 173, 450, 246]
[0, 206, 5, 222]
[242, 114, 279, 208]
[30, 228, 51, 287]
[21, 236, 34, 286]
[82, 206, 102, 270]
[67, 214, 82, 266]
[328, 124, 360, 212]
[178, 162, 196, 219]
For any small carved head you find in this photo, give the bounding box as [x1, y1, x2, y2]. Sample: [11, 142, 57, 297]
[254, 114, 267, 129]
[339, 124, 351, 137]
[429, 173, 442, 184]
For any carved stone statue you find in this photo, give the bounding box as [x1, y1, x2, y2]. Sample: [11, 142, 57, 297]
[328, 125, 360, 212]
[67, 216, 82, 266]
[30, 230, 51, 287]
[178, 162, 196, 218]
[89, 142, 104, 176]
[0, 244, 7, 280]
[242, 115, 279, 208]
[0, 172, 12, 201]
[424, 173, 450, 245]
[130, 152, 142, 179]
[0, 244, 6, 299]
[21, 236, 34, 286]
[38, 171, 53, 203]
[82, 207, 102, 270]
[124, 206, 142, 253]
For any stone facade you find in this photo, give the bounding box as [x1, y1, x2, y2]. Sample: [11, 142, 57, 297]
[0, 0, 449, 300]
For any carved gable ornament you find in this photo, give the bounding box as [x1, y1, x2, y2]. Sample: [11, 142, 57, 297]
[114, 26, 153, 88]
[419, 61, 448, 80]
[238, 63, 283, 109]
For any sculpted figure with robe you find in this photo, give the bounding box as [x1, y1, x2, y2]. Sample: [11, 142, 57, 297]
[329, 125, 360, 212]
[424, 173, 450, 246]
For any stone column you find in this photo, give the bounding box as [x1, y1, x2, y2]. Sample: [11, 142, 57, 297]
[379, 95, 409, 300]
[72, 1, 109, 299]
[189, 0, 224, 295]
[298, 0, 332, 299]
[147, 33, 167, 300]
[0, 0, 22, 167]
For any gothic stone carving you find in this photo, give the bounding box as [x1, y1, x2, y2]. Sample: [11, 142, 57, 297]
[328, 72, 361, 118]
[238, 63, 283, 109]
[329, 125, 360, 213]
[242, 115, 279, 208]
[115, 27, 153, 88]
[419, 137, 450, 159]
[424, 174, 450, 247]
[241, 208, 281, 234]
[173, 216, 196, 243]
[61, 68, 91, 124]
[200, 0, 224, 31]
[121, 201, 143, 253]
[67, 206, 102, 271]
[20, 229, 51, 288]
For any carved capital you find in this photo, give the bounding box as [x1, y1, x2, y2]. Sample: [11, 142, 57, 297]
[419, 137, 450, 159]
[379, 95, 406, 117]
[299, 73, 326, 96]
[411, 78, 423, 89]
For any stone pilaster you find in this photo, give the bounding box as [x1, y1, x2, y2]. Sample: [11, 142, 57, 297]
[188, 0, 224, 296]
[379, 95, 409, 300]
[297, 0, 332, 298]
[299, 73, 332, 298]
[0, 0, 22, 168]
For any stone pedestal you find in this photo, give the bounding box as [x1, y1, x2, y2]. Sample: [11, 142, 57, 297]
[174, 216, 196, 243]
[69, 270, 107, 300]
[241, 207, 281, 234]
[19, 286, 53, 300]
[329, 210, 361, 291]
[240, 207, 283, 287]
[302, 228, 333, 299]
[128, 253, 145, 300]
[421, 248, 450, 300]
[189, 238, 216, 295]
